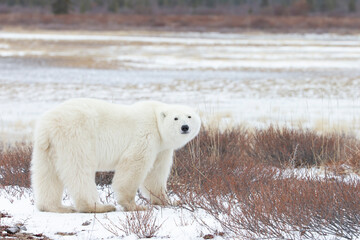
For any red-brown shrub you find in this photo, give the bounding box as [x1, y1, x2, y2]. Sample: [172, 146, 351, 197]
[170, 126, 357, 195]
[170, 126, 360, 239]
[248, 126, 350, 167]
[188, 171, 360, 239]
[0, 143, 32, 188]
[98, 207, 163, 238]
[1, 13, 360, 33]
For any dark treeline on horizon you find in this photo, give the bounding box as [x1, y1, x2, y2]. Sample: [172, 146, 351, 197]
[0, 0, 358, 15]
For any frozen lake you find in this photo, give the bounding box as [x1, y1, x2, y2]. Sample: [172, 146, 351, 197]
[1, 30, 360, 141]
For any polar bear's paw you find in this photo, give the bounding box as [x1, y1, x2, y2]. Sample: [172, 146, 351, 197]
[57, 205, 77, 213]
[38, 205, 77, 213]
[153, 199, 181, 207]
[151, 197, 170, 206]
[122, 203, 147, 212]
[77, 203, 116, 213]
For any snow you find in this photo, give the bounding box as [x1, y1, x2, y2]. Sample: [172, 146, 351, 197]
[0, 51, 44, 57]
[0, 187, 219, 239]
[0, 44, 9, 49]
[282, 166, 360, 183]
[1, 30, 360, 142]
[1, 168, 359, 239]
[1, 31, 360, 46]
[1, 31, 360, 70]
[2, 69, 360, 142]
[0, 30, 359, 142]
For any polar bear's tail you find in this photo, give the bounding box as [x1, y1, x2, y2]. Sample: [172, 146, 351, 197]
[31, 125, 74, 213]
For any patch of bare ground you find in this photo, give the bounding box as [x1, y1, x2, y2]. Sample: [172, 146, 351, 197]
[1, 13, 360, 33]
[1, 231, 51, 240]
[1, 231, 50, 240]
[0, 212, 50, 239]
[1, 126, 359, 238]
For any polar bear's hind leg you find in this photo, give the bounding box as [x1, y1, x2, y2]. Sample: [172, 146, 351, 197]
[31, 143, 75, 213]
[56, 148, 116, 213]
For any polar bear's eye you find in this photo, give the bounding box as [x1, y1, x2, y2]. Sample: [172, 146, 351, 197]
[188, 116, 191, 118]
[174, 117, 178, 121]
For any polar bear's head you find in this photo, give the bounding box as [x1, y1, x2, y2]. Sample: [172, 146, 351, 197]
[157, 105, 201, 150]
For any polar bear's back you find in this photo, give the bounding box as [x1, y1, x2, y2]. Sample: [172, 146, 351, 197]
[33, 98, 162, 170]
[36, 98, 164, 141]
[38, 98, 127, 138]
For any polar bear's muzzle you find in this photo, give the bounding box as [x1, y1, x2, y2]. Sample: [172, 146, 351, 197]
[181, 124, 190, 134]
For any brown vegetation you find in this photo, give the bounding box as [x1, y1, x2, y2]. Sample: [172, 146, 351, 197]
[1, 13, 360, 33]
[1, 126, 359, 238]
[192, 175, 360, 239]
[98, 207, 163, 238]
[169, 126, 360, 238]
[1, 0, 358, 16]
[0, 143, 31, 188]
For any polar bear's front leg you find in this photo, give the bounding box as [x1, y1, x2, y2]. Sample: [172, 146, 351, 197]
[140, 149, 173, 206]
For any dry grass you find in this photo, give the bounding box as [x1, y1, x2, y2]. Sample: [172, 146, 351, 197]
[1, 13, 360, 33]
[184, 170, 360, 239]
[0, 143, 31, 188]
[168, 126, 360, 239]
[1, 126, 359, 238]
[97, 207, 163, 238]
[170, 126, 358, 193]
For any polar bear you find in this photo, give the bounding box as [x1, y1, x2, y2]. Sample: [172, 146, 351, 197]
[31, 98, 201, 213]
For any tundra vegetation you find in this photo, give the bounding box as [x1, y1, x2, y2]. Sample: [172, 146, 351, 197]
[1, 125, 359, 239]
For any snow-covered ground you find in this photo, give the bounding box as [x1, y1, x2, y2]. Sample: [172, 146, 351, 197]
[0, 186, 220, 240]
[1, 30, 360, 142]
[1, 167, 359, 239]
[1, 31, 360, 70]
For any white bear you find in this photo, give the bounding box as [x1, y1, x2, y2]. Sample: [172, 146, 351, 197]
[31, 98, 201, 213]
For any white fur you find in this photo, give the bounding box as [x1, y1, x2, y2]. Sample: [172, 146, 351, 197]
[31, 98, 201, 213]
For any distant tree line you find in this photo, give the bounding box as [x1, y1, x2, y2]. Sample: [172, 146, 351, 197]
[0, 0, 358, 15]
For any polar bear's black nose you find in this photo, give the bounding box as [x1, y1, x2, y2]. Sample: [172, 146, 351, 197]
[181, 125, 189, 132]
